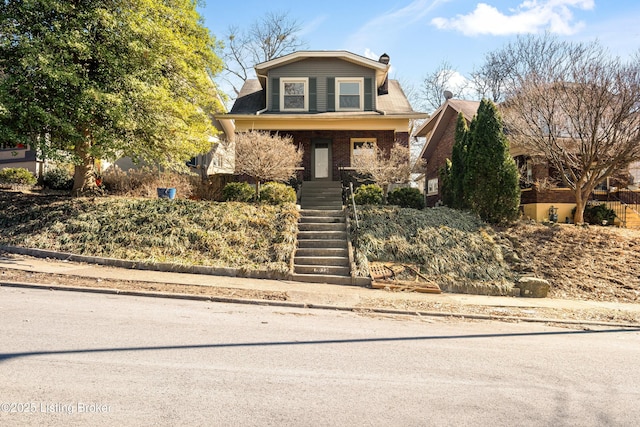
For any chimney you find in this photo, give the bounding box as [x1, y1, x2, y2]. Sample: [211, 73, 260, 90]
[378, 53, 390, 95]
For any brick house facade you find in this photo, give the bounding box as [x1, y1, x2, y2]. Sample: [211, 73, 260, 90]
[414, 97, 618, 222]
[215, 51, 426, 184]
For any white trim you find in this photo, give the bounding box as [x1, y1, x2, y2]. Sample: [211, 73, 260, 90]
[280, 77, 309, 112]
[336, 78, 364, 111]
[256, 51, 388, 73]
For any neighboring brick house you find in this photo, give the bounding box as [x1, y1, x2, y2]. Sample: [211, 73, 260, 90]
[415, 97, 640, 224]
[415, 98, 480, 207]
[215, 51, 427, 182]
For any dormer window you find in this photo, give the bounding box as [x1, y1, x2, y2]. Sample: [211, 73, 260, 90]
[336, 78, 364, 111]
[281, 78, 308, 111]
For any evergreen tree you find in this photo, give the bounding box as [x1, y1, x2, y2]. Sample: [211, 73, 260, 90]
[0, 0, 223, 194]
[439, 158, 454, 207]
[465, 99, 520, 224]
[450, 112, 469, 209]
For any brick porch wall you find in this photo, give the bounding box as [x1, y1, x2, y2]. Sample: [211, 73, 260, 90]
[520, 187, 576, 204]
[274, 130, 403, 181]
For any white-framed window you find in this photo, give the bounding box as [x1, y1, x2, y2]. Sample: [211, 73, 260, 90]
[280, 78, 308, 111]
[336, 78, 364, 111]
[351, 138, 376, 164]
[427, 178, 438, 195]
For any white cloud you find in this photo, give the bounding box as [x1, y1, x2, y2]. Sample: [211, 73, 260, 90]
[431, 0, 595, 36]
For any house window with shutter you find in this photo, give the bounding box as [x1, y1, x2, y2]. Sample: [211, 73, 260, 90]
[280, 78, 308, 111]
[336, 78, 364, 111]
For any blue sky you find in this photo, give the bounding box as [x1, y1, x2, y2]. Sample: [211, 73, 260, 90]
[199, 0, 640, 103]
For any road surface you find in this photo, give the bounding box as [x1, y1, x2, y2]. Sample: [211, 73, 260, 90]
[1, 286, 639, 426]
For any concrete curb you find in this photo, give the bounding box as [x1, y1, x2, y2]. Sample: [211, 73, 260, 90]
[3, 280, 639, 330]
[0, 245, 370, 285]
[0, 245, 288, 280]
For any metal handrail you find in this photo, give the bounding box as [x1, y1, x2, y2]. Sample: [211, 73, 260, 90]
[349, 182, 359, 230]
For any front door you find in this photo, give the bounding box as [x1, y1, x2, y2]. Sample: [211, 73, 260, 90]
[312, 139, 332, 180]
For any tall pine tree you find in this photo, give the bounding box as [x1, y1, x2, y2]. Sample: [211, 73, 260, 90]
[450, 112, 469, 209]
[464, 99, 520, 224]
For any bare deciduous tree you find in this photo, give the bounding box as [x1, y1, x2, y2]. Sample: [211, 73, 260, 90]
[471, 33, 570, 103]
[498, 36, 640, 224]
[352, 142, 416, 200]
[395, 76, 427, 160]
[222, 11, 307, 96]
[234, 130, 303, 198]
[420, 60, 469, 112]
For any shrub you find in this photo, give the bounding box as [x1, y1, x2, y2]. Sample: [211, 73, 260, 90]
[43, 166, 73, 190]
[354, 184, 383, 205]
[573, 203, 616, 225]
[222, 181, 255, 202]
[388, 187, 425, 209]
[0, 168, 37, 185]
[259, 182, 296, 205]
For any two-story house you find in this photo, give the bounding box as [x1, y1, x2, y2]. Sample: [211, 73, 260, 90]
[416, 96, 640, 227]
[215, 51, 427, 183]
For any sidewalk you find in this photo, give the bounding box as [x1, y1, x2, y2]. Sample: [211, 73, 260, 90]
[2, 251, 640, 327]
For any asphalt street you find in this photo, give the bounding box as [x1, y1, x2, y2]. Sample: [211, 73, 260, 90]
[1, 286, 639, 426]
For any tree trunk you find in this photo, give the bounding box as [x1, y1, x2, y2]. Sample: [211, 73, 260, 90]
[573, 189, 585, 224]
[255, 181, 261, 201]
[71, 137, 96, 197]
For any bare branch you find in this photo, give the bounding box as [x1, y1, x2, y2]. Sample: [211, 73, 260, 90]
[234, 130, 303, 195]
[419, 60, 469, 112]
[220, 11, 307, 99]
[498, 35, 640, 222]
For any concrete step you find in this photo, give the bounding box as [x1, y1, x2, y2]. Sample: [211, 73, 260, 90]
[301, 192, 342, 198]
[301, 196, 343, 204]
[297, 239, 348, 249]
[300, 204, 344, 210]
[300, 209, 344, 217]
[290, 273, 354, 286]
[294, 256, 350, 267]
[294, 264, 350, 276]
[298, 222, 346, 232]
[294, 247, 348, 257]
[299, 216, 345, 224]
[301, 181, 342, 188]
[297, 231, 347, 240]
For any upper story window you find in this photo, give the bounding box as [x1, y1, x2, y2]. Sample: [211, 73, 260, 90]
[336, 78, 364, 111]
[281, 78, 308, 111]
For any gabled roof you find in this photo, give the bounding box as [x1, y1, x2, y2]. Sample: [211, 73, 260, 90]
[416, 99, 480, 160]
[254, 50, 390, 89]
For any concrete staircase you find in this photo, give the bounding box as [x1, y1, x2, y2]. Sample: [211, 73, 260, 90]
[292, 181, 353, 285]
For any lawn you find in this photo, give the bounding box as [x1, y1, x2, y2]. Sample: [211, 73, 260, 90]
[0, 191, 299, 273]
